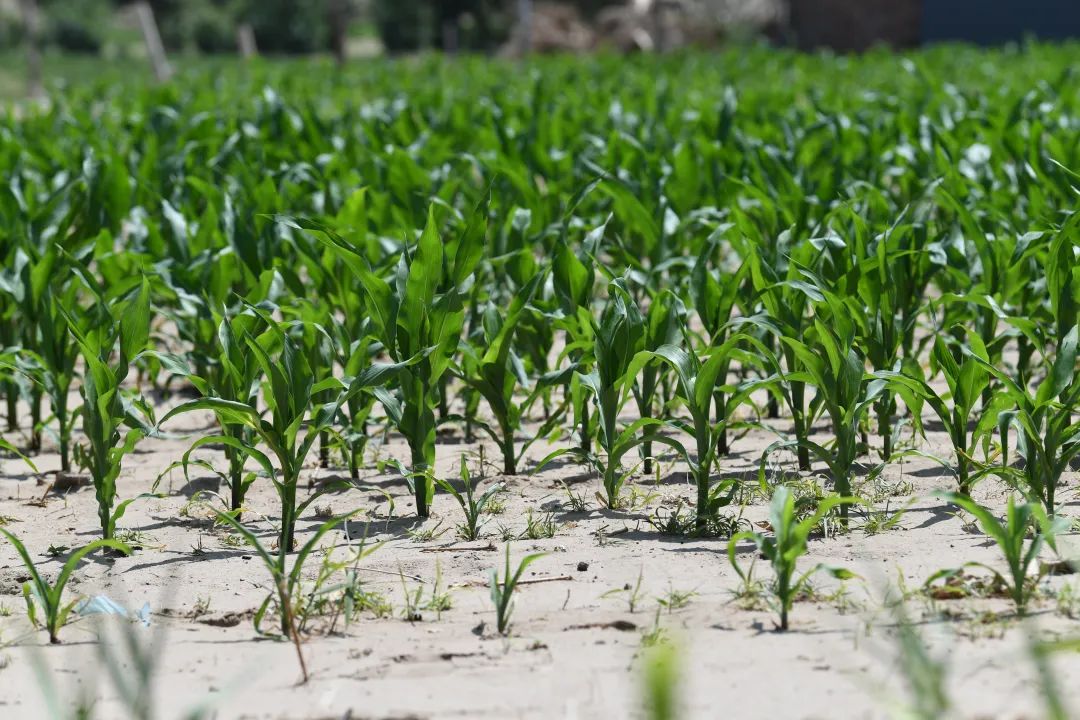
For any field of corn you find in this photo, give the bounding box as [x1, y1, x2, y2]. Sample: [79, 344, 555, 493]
[0, 44, 1079, 719]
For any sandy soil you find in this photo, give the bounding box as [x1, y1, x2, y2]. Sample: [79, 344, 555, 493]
[1, 390, 1080, 719]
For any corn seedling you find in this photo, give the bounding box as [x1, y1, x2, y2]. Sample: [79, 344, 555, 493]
[0, 528, 130, 643]
[927, 493, 1068, 614]
[303, 203, 486, 517]
[58, 268, 153, 540]
[489, 544, 546, 635]
[603, 567, 646, 613]
[211, 506, 360, 662]
[434, 457, 504, 541]
[541, 278, 673, 509]
[0, 247, 82, 470]
[520, 508, 559, 540]
[632, 290, 686, 473]
[455, 271, 548, 475]
[152, 305, 269, 516]
[628, 335, 766, 532]
[968, 325, 1080, 513]
[727, 486, 857, 630]
[162, 312, 412, 557]
[882, 331, 1001, 495]
[657, 586, 696, 614]
[889, 604, 952, 720]
[752, 294, 893, 526]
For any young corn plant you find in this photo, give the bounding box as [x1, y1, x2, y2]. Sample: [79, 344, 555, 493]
[305, 205, 485, 517]
[752, 298, 887, 526]
[0, 313, 16, 434]
[489, 544, 546, 635]
[584, 278, 647, 507]
[0, 304, 42, 455]
[161, 310, 412, 557]
[632, 290, 686, 474]
[455, 271, 547, 475]
[882, 332, 1002, 495]
[212, 507, 361, 676]
[60, 272, 153, 540]
[151, 188, 255, 388]
[628, 334, 766, 533]
[727, 485, 856, 630]
[743, 243, 820, 470]
[689, 239, 747, 458]
[881, 249, 939, 430]
[936, 186, 1031, 399]
[434, 457, 504, 541]
[542, 278, 677, 508]
[551, 232, 598, 456]
[330, 321, 380, 480]
[970, 326, 1080, 513]
[291, 196, 383, 480]
[928, 493, 1067, 614]
[154, 304, 269, 516]
[0, 247, 81, 470]
[287, 302, 338, 471]
[825, 204, 939, 459]
[0, 528, 130, 643]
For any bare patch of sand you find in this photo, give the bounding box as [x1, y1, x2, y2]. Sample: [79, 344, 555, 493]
[1, 394, 1079, 719]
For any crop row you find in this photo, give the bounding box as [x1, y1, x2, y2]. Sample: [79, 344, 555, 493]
[0, 46, 1077, 648]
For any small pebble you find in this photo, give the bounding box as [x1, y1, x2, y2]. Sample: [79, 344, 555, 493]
[577, 561, 589, 572]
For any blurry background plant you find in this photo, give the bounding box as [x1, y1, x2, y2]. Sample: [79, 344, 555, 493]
[2, 0, 1076, 81]
[640, 640, 681, 720]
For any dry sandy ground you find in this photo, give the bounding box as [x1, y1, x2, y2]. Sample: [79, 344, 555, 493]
[1, 393, 1080, 719]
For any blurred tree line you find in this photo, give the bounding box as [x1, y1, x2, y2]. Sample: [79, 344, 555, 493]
[377, 0, 621, 52]
[20, 0, 347, 55]
[4, 0, 627, 55]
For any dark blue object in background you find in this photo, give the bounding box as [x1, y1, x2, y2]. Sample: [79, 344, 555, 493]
[922, 0, 1080, 44]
